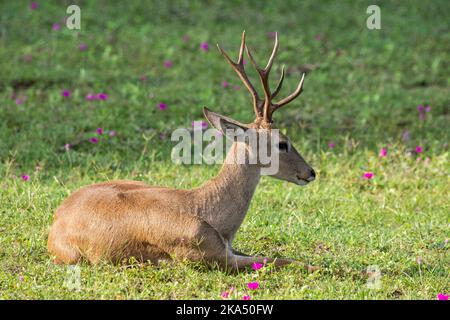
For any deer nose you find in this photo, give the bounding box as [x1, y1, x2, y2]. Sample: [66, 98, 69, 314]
[307, 169, 316, 181]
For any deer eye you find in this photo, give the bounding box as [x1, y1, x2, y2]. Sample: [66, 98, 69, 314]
[277, 142, 289, 152]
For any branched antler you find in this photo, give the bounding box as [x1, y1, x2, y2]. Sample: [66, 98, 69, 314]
[217, 31, 262, 118]
[217, 31, 306, 125]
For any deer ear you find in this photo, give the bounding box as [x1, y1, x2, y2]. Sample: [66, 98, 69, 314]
[203, 107, 248, 137]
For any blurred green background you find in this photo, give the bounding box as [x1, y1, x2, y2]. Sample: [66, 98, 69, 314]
[0, 0, 448, 169]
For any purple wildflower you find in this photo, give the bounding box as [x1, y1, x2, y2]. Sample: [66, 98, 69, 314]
[86, 93, 96, 101]
[22, 54, 33, 62]
[252, 262, 263, 271]
[97, 93, 108, 100]
[437, 293, 449, 300]
[89, 137, 99, 144]
[163, 60, 173, 68]
[363, 172, 374, 180]
[15, 97, 26, 105]
[200, 42, 209, 51]
[247, 282, 259, 290]
[267, 32, 277, 39]
[192, 121, 208, 130]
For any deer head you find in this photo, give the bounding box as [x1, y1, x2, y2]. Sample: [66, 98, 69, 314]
[204, 31, 315, 186]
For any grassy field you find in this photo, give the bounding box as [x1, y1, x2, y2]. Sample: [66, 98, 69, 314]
[0, 0, 449, 299]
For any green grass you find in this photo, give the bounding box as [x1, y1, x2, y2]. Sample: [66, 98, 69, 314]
[0, 0, 448, 299]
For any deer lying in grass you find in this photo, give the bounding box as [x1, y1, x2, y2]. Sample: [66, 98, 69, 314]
[48, 32, 316, 271]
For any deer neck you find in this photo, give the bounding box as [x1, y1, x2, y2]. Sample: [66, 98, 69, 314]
[195, 142, 261, 241]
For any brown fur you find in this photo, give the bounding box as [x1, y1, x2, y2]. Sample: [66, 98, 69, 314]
[48, 141, 315, 271]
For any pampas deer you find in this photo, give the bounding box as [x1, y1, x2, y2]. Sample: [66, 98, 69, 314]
[48, 32, 316, 271]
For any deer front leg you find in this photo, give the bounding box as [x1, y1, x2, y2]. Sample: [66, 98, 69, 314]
[192, 221, 318, 272]
[225, 253, 320, 273]
[229, 246, 319, 272]
[222, 253, 293, 271]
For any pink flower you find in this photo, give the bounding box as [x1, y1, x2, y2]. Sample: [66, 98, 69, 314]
[163, 60, 173, 68]
[62, 90, 71, 97]
[417, 105, 431, 120]
[445, 238, 449, 244]
[52, 23, 61, 31]
[79, 43, 88, 51]
[192, 121, 208, 130]
[22, 54, 33, 62]
[139, 74, 148, 81]
[437, 293, 448, 300]
[15, 97, 26, 105]
[221, 291, 229, 299]
[247, 282, 259, 290]
[222, 81, 229, 88]
[233, 85, 241, 90]
[97, 93, 108, 100]
[379, 148, 387, 157]
[64, 143, 71, 151]
[22, 175, 30, 182]
[242, 294, 251, 300]
[363, 172, 374, 180]
[328, 142, 335, 149]
[314, 34, 322, 41]
[158, 103, 167, 110]
[86, 93, 96, 101]
[200, 42, 209, 51]
[251, 262, 263, 271]
[267, 32, 277, 39]
[30, 2, 39, 10]
[89, 137, 99, 144]
[96, 128, 103, 135]
[182, 34, 190, 43]
[415, 146, 423, 154]
[416, 256, 423, 265]
[109, 130, 116, 137]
